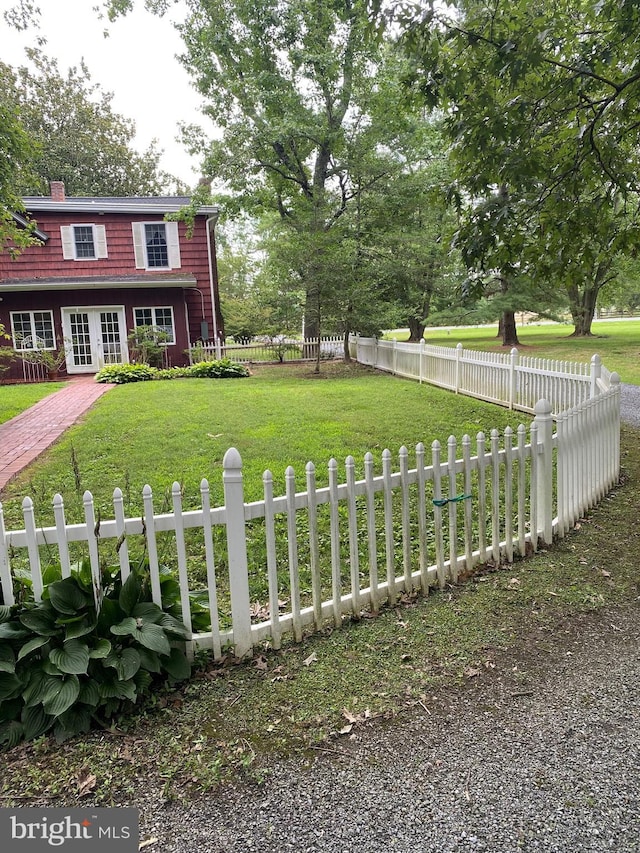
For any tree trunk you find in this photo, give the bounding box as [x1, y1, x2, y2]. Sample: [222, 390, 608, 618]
[407, 316, 426, 343]
[569, 285, 598, 336]
[568, 260, 613, 336]
[343, 330, 351, 362]
[501, 310, 519, 347]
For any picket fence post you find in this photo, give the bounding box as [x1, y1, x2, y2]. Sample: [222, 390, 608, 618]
[455, 342, 463, 393]
[509, 347, 518, 410]
[223, 447, 252, 658]
[533, 399, 554, 545]
[590, 354, 601, 398]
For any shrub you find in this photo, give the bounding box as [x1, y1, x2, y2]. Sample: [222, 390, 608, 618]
[188, 358, 250, 379]
[154, 367, 192, 380]
[95, 363, 157, 384]
[0, 564, 191, 748]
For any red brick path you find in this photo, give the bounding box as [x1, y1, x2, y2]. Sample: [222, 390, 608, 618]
[0, 377, 114, 492]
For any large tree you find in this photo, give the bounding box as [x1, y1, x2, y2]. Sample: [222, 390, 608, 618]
[0, 98, 38, 255]
[105, 0, 402, 338]
[0, 51, 173, 196]
[400, 0, 640, 337]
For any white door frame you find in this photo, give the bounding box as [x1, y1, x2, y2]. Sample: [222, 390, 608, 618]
[61, 305, 129, 374]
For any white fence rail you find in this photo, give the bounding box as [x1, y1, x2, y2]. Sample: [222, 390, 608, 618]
[196, 336, 344, 364]
[353, 338, 604, 414]
[0, 353, 621, 658]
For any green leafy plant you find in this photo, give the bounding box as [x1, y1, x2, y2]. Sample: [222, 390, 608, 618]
[95, 363, 157, 383]
[127, 325, 170, 368]
[95, 360, 248, 384]
[188, 358, 250, 378]
[154, 366, 192, 380]
[0, 563, 191, 749]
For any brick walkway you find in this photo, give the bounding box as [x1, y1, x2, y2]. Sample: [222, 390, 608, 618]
[0, 377, 114, 492]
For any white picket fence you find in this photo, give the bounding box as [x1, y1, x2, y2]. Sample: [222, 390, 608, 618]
[0, 345, 621, 659]
[353, 337, 607, 414]
[197, 336, 344, 364]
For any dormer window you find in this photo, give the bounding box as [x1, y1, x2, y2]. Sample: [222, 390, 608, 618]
[60, 224, 108, 260]
[132, 221, 181, 270]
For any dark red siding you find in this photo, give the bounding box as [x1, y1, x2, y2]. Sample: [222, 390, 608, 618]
[0, 208, 223, 382]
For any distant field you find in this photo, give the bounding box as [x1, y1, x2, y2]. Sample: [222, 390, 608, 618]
[386, 320, 640, 385]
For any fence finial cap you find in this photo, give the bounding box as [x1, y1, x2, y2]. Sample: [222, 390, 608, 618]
[534, 398, 553, 416]
[223, 447, 242, 469]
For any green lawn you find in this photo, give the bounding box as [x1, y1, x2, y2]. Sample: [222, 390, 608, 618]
[1, 363, 638, 802]
[0, 363, 530, 529]
[0, 382, 67, 426]
[386, 319, 640, 384]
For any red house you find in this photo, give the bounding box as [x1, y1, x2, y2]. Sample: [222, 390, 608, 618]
[0, 181, 224, 381]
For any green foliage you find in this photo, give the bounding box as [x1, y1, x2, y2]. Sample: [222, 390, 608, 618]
[0, 563, 191, 748]
[0, 52, 172, 196]
[0, 97, 39, 256]
[188, 359, 250, 379]
[127, 325, 170, 368]
[95, 363, 157, 384]
[95, 359, 249, 384]
[154, 366, 192, 380]
[400, 0, 640, 336]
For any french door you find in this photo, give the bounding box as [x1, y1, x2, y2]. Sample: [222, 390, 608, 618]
[61, 306, 128, 374]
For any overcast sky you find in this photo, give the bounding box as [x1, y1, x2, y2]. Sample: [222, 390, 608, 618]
[0, 0, 213, 187]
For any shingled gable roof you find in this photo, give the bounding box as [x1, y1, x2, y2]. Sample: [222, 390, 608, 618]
[21, 195, 219, 217]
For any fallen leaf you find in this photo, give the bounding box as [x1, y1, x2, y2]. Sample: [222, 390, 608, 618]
[338, 724, 353, 735]
[303, 652, 318, 667]
[342, 708, 358, 724]
[139, 839, 159, 850]
[77, 768, 96, 797]
[601, 569, 611, 578]
[464, 666, 481, 678]
[253, 654, 268, 671]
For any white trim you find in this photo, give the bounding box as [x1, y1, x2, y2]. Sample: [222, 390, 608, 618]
[131, 221, 181, 270]
[0, 277, 197, 292]
[60, 225, 74, 260]
[166, 221, 181, 268]
[61, 305, 128, 374]
[60, 223, 109, 261]
[10, 310, 56, 351]
[132, 305, 176, 345]
[23, 199, 218, 216]
[132, 222, 146, 269]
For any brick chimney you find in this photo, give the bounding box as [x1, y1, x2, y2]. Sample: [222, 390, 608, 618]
[50, 181, 65, 202]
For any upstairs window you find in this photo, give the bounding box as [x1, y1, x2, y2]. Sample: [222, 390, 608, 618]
[132, 221, 181, 270]
[145, 224, 168, 267]
[11, 311, 55, 350]
[60, 224, 108, 260]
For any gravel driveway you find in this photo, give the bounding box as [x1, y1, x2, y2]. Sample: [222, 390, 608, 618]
[620, 383, 640, 427]
[132, 389, 640, 853]
[138, 604, 640, 853]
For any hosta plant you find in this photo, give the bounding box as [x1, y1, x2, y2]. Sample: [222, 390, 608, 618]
[0, 563, 191, 749]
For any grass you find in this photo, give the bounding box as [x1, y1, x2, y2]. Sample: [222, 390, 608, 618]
[0, 362, 531, 528]
[387, 319, 640, 385]
[0, 381, 67, 425]
[1, 423, 638, 805]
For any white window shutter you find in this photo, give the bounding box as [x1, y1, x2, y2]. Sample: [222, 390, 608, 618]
[132, 223, 146, 269]
[60, 226, 74, 260]
[95, 224, 108, 258]
[166, 221, 181, 269]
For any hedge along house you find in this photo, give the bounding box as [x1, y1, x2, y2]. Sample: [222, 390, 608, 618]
[0, 181, 224, 381]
